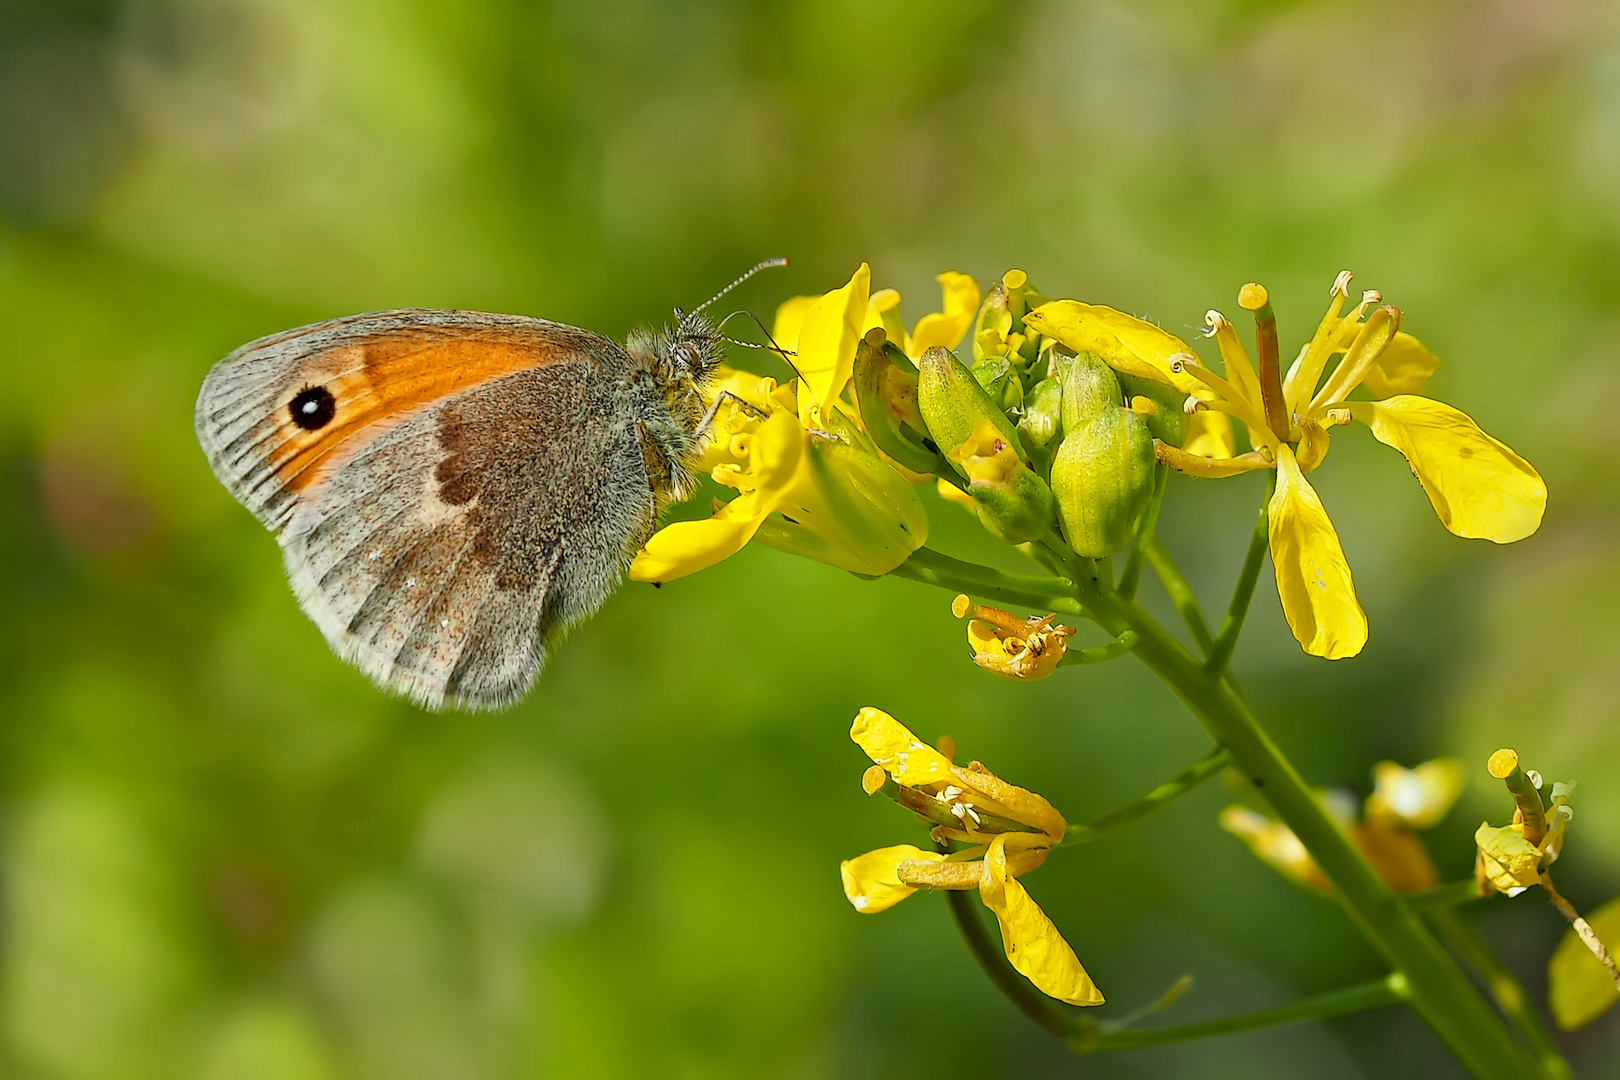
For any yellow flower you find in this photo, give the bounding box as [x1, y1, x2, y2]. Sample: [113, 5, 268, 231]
[951, 594, 1073, 680]
[1474, 748, 1577, 897]
[631, 266, 928, 583]
[775, 270, 981, 366]
[1222, 759, 1463, 895]
[1025, 273, 1547, 660]
[1364, 758, 1466, 830]
[1220, 805, 1329, 892]
[839, 707, 1103, 1006]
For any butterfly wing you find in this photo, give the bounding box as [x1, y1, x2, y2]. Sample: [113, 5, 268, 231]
[196, 310, 656, 709]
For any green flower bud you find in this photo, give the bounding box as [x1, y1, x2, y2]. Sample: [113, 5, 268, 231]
[919, 346, 1055, 543]
[852, 329, 952, 476]
[971, 356, 1024, 413]
[1051, 352, 1156, 558]
[946, 419, 1057, 543]
[917, 346, 1024, 473]
[1017, 376, 1064, 476]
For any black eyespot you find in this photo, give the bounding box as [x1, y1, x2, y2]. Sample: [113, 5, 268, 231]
[289, 385, 336, 430]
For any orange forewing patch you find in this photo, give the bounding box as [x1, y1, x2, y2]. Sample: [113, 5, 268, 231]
[269, 330, 571, 495]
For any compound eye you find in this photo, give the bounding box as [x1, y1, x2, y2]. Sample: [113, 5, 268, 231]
[673, 342, 698, 368]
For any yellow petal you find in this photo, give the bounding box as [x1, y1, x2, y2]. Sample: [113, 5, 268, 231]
[1219, 805, 1328, 892]
[1364, 759, 1466, 830]
[1350, 821, 1439, 894]
[628, 498, 768, 583]
[978, 836, 1103, 1006]
[1361, 332, 1441, 398]
[1024, 301, 1203, 396]
[936, 477, 975, 507]
[865, 287, 906, 346]
[949, 762, 1066, 840]
[1268, 445, 1367, 659]
[1182, 409, 1235, 459]
[1549, 893, 1620, 1030]
[770, 295, 818, 355]
[796, 264, 872, 423]
[1348, 396, 1545, 544]
[1475, 821, 1543, 895]
[840, 845, 942, 914]
[629, 410, 805, 583]
[906, 271, 981, 357]
[849, 707, 956, 787]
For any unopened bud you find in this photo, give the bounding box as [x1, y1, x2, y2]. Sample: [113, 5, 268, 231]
[947, 419, 1057, 543]
[1050, 353, 1156, 558]
[971, 355, 1024, 413]
[1016, 376, 1064, 475]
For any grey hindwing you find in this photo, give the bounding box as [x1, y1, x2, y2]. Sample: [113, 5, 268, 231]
[280, 361, 654, 710]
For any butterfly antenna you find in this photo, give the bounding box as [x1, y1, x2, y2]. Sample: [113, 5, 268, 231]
[690, 257, 789, 317]
[717, 309, 805, 383]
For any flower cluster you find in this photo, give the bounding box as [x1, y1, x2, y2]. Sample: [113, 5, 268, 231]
[839, 708, 1103, 1006]
[1222, 758, 1465, 894]
[630, 266, 975, 584]
[1025, 274, 1546, 658]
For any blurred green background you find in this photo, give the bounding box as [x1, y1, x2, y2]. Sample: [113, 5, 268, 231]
[3, 0, 1618, 1076]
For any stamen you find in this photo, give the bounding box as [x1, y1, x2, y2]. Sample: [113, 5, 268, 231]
[1201, 310, 1228, 338]
[1284, 272, 1355, 414]
[1240, 283, 1290, 442]
[1183, 395, 1204, 415]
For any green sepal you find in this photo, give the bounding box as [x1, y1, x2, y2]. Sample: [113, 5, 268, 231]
[852, 329, 953, 476]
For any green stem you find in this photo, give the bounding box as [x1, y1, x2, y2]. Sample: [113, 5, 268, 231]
[1071, 976, 1407, 1052]
[1117, 464, 1168, 600]
[1079, 587, 1545, 1078]
[944, 887, 1075, 1041]
[1205, 473, 1274, 675]
[1426, 906, 1572, 1080]
[889, 547, 1082, 615]
[1144, 537, 1214, 656]
[1060, 745, 1231, 846]
[1059, 630, 1138, 667]
[944, 885, 1406, 1054]
[1407, 880, 1486, 912]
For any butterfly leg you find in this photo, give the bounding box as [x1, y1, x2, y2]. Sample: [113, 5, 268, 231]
[695, 390, 768, 439]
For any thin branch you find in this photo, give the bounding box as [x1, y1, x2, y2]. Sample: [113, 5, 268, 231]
[1540, 872, 1620, 992]
[1205, 472, 1274, 675]
[1117, 464, 1169, 599]
[1059, 630, 1138, 667]
[887, 547, 1083, 615]
[1425, 906, 1573, 1080]
[1144, 537, 1214, 656]
[1072, 975, 1407, 1052]
[1059, 745, 1231, 847]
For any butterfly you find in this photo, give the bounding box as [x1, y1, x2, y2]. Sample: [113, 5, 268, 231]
[195, 259, 784, 710]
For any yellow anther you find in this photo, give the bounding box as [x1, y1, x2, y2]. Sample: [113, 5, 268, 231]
[1202, 310, 1229, 337]
[1331, 270, 1354, 297]
[862, 764, 887, 795]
